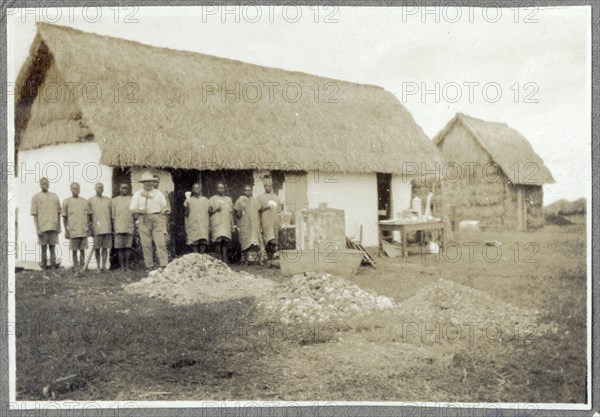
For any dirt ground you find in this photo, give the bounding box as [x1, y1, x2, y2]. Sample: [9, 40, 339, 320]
[15, 223, 587, 402]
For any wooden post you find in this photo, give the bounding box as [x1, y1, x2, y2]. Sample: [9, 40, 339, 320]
[402, 225, 408, 259]
[295, 211, 304, 250]
[522, 188, 528, 231]
[15, 208, 18, 259]
[517, 187, 524, 231]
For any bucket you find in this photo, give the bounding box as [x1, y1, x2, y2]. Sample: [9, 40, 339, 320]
[426, 241, 439, 254]
[459, 220, 480, 231]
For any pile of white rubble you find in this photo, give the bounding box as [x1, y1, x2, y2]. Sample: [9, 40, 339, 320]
[259, 272, 396, 323]
[125, 253, 274, 305]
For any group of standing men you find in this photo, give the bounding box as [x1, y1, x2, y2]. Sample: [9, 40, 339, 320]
[184, 179, 281, 264]
[31, 172, 169, 272]
[31, 171, 281, 271]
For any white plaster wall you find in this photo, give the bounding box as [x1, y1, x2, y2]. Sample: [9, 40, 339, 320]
[390, 174, 415, 242]
[391, 174, 414, 217]
[305, 171, 379, 246]
[16, 142, 112, 267]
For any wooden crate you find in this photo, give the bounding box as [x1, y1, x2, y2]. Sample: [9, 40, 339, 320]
[295, 206, 346, 251]
[279, 249, 363, 278]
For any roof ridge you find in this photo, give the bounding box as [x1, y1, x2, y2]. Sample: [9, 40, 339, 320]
[455, 113, 497, 161]
[17, 22, 442, 174]
[36, 22, 386, 92]
[459, 112, 514, 130]
[441, 112, 554, 184]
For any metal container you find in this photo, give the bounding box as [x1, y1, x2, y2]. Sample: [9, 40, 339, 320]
[459, 220, 480, 231]
[411, 196, 422, 220]
[426, 241, 440, 254]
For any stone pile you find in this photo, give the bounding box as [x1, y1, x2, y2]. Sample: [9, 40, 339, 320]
[125, 253, 274, 305]
[396, 278, 538, 329]
[259, 272, 396, 323]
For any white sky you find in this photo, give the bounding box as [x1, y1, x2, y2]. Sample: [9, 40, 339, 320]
[7, 6, 592, 205]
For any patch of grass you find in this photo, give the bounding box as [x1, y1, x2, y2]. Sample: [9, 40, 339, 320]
[16, 224, 587, 402]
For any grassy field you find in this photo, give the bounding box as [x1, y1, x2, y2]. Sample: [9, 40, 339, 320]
[15, 223, 587, 402]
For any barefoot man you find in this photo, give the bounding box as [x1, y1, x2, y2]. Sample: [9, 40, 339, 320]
[62, 182, 88, 270]
[184, 183, 210, 254]
[208, 182, 233, 263]
[258, 179, 281, 261]
[234, 184, 261, 264]
[112, 183, 134, 271]
[31, 177, 61, 270]
[88, 182, 112, 272]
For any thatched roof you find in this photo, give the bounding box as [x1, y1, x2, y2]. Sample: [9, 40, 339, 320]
[15, 23, 440, 174]
[433, 113, 554, 185]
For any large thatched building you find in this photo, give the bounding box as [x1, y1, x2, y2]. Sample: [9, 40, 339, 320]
[433, 113, 554, 231]
[15, 23, 441, 260]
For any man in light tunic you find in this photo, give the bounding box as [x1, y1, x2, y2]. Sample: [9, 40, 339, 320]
[184, 183, 210, 254]
[88, 182, 112, 272]
[234, 184, 261, 265]
[31, 177, 61, 270]
[208, 182, 233, 263]
[61, 182, 88, 271]
[112, 183, 135, 271]
[130, 172, 169, 270]
[257, 179, 281, 260]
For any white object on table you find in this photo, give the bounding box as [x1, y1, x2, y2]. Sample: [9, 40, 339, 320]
[424, 192, 433, 218]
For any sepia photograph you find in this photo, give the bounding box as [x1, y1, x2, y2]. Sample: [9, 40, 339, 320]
[3, 3, 596, 415]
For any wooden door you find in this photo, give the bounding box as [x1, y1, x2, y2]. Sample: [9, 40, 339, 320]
[283, 172, 308, 214]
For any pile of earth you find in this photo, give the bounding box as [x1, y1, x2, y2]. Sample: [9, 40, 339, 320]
[396, 279, 540, 330]
[544, 197, 586, 216]
[259, 272, 396, 323]
[125, 253, 274, 305]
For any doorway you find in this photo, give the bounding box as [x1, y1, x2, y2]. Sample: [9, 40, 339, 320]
[111, 166, 132, 198]
[201, 169, 255, 205]
[377, 173, 392, 220]
[169, 169, 202, 256]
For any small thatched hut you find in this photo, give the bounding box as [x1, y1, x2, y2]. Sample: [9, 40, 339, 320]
[15, 23, 441, 259]
[433, 113, 554, 231]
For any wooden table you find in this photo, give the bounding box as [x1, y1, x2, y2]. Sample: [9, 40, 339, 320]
[378, 220, 448, 258]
